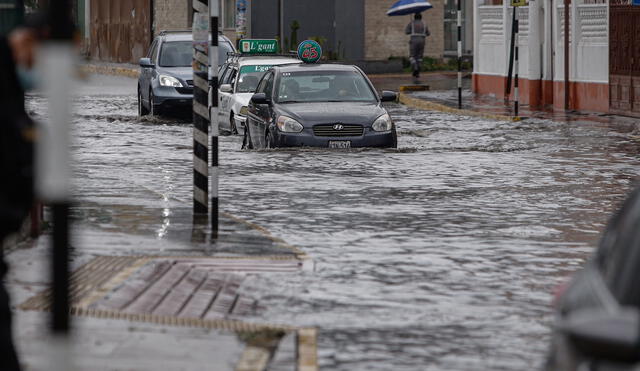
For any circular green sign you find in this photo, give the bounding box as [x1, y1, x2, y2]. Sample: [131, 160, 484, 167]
[297, 40, 322, 64]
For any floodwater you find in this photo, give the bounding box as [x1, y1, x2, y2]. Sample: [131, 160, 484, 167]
[26, 75, 640, 370]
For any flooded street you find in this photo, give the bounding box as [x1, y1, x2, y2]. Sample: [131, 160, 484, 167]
[27, 75, 640, 370]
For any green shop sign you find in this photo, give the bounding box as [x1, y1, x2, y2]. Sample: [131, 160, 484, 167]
[240, 39, 279, 54]
[240, 65, 274, 74]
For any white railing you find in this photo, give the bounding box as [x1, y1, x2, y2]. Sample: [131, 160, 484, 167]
[516, 7, 530, 42]
[555, 3, 608, 83]
[478, 5, 503, 42]
[578, 5, 607, 43]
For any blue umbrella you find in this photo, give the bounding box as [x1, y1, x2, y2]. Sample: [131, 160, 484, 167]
[386, 0, 433, 16]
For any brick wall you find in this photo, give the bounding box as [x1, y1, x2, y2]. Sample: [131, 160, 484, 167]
[364, 0, 444, 60]
[154, 0, 190, 35]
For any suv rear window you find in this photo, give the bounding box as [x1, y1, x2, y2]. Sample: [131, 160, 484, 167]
[159, 41, 192, 67]
[158, 38, 235, 68]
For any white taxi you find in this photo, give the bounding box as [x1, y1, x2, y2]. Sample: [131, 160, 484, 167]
[218, 40, 299, 134]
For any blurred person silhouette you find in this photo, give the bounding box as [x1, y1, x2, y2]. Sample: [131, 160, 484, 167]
[0, 14, 48, 371]
[405, 13, 430, 78]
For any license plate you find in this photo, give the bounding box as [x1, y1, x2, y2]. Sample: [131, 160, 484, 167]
[328, 141, 351, 149]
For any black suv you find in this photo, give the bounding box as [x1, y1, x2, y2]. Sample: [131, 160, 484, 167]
[137, 31, 235, 116]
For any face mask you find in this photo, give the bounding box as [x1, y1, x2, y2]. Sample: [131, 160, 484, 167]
[16, 66, 39, 92]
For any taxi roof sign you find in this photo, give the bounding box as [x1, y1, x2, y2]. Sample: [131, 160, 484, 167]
[297, 40, 322, 64]
[240, 39, 279, 54]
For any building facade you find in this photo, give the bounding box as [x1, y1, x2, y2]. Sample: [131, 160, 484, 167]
[83, 0, 475, 67]
[247, 0, 472, 62]
[472, 0, 610, 113]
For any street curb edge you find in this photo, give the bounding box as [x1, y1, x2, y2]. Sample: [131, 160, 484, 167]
[398, 93, 521, 122]
[80, 64, 140, 79]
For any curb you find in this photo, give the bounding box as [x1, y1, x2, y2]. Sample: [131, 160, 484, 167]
[398, 92, 521, 122]
[399, 85, 429, 92]
[80, 64, 140, 78]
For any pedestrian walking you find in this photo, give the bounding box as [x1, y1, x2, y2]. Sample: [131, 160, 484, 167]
[405, 13, 430, 78]
[0, 17, 45, 371]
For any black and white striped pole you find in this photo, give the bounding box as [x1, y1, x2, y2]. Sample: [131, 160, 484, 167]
[457, 0, 462, 109]
[193, 0, 209, 218]
[209, 0, 219, 238]
[37, 0, 75, 369]
[514, 9, 519, 117]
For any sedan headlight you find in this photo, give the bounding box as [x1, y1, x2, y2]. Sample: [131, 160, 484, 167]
[159, 74, 183, 87]
[239, 106, 249, 116]
[372, 113, 393, 132]
[276, 116, 303, 133]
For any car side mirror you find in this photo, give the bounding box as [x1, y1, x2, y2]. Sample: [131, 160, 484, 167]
[380, 90, 398, 102]
[220, 84, 233, 93]
[561, 309, 640, 363]
[139, 58, 154, 68]
[250, 92, 269, 105]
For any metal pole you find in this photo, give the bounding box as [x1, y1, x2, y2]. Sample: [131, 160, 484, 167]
[564, 0, 569, 110]
[47, 0, 73, 338]
[37, 0, 74, 369]
[210, 0, 219, 239]
[277, 0, 283, 51]
[457, 0, 462, 109]
[514, 8, 519, 117]
[193, 0, 209, 217]
[505, 7, 516, 96]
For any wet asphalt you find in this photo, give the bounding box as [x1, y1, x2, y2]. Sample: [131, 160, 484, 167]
[25, 74, 640, 370]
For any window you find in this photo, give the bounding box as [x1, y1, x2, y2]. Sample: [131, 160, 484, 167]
[220, 65, 235, 85]
[159, 41, 193, 67]
[274, 70, 377, 103]
[264, 73, 274, 98]
[257, 72, 273, 95]
[236, 65, 274, 93]
[219, 39, 234, 62]
[148, 40, 158, 63]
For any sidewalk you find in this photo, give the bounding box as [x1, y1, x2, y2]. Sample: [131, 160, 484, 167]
[80, 60, 469, 91]
[6, 205, 315, 370]
[80, 60, 140, 79]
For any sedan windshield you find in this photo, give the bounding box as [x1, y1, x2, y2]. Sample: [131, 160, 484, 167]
[236, 65, 273, 93]
[159, 40, 234, 67]
[275, 70, 377, 103]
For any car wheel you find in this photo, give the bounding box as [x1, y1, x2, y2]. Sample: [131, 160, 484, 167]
[242, 125, 253, 150]
[138, 88, 149, 116]
[392, 127, 398, 149]
[266, 130, 276, 149]
[230, 114, 239, 135]
[149, 90, 156, 116]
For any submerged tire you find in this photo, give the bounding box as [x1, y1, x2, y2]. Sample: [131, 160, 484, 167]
[138, 89, 149, 116]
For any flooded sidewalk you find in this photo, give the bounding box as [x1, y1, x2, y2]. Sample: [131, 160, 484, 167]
[7, 188, 314, 371]
[6, 75, 316, 371]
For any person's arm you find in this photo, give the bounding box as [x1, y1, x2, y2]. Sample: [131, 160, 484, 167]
[424, 22, 430, 37]
[405, 22, 412, 35]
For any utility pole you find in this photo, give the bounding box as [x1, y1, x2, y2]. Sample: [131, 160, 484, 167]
[277, 0, 283, 51]
[38, 0, 74, 369]
[210, 0, 219, 238]
[514, 9, 519, 117]
[456, 0, 462, 109]
[564, 0, 570, 110]
[193, 0, 209, 220]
